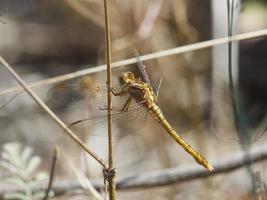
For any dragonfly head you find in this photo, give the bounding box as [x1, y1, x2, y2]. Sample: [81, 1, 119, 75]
[121, 71, 135, 85]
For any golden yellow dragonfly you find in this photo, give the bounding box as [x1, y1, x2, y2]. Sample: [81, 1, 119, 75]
[104, 52, 213, 171]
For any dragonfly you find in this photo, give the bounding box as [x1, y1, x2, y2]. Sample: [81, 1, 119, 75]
[46, 52, 213, 171]
[102, 52, 213, 171]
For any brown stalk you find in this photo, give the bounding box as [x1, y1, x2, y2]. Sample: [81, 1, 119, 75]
[0, 56, 108, 170]
[103, 0, 116, 199]
[43, 148, 58, 200]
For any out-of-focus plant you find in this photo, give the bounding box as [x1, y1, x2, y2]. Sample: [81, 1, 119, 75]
[0, 142, 53, 200]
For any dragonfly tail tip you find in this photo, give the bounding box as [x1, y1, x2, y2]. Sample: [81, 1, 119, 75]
[206, 164, 214, 171]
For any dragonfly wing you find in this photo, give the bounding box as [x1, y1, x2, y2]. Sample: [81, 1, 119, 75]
[68, 105, 147, 137]
[47, 77, 150, 138]
[47, 83, 87, 110]
[47, 81, 124, 111]
[135, 50, 151, 85]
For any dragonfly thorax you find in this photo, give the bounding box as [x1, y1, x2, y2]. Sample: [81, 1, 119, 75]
[121, 71, 157, 109]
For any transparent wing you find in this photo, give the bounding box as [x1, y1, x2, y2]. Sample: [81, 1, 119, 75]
[46, 77, 149, 138]
[135, 50, 151, 85]
[46, 79, 126, 112]
[47, 82, 104, 108]
[68, 105, 148, 138]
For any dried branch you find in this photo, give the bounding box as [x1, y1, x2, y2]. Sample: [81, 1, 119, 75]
[43, 148, 58, 200]
[60, 147, 104, 200]
[1, 143, 267, 196]
[0, 56, 108, 169]
[0, 29, 266, 97]
[103, 0, 117, 199]
[65, 0, 104, 28]
[114, 144, 267, 189]
[136, 0, 163, 40]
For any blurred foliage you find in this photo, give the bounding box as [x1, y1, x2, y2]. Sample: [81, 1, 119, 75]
[0, 143, 53, 200]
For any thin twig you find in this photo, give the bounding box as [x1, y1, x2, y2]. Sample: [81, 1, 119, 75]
[104, 0, 113, 172]
[0, 29, 266, 97]
[65, 0, 104, 28]
[136, 0, 163, 40]
[103, 0, 116, 199]
[1, 142, 267, 195]
[43, 148, 58, 200]
[0, 56, 108, 169]
[0, 91, 24, 111]
[59, 146, 104, 200]
[227, 0, 239, 136]
[114, 143, 267, 189]
[227, 0, 256, 197]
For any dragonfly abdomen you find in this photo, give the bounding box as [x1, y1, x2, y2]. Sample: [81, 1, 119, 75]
[149, 104, 213, 171]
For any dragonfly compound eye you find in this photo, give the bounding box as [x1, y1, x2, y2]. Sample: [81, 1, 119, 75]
[122, 71, 135, 84]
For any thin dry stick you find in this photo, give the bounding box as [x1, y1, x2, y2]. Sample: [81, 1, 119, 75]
[136, 0, 163, 40]
[103, 0, 116, 199]
[0, 56, 108, 170]
[65, 0, 104, 28]
[43, 148, 58, 200]
[115, 143, 267, 189]
[104, 0, 113, 171]
[59, 146, 104, 200]
[2, 142, 267, 195]
[0, 29, 266, 97]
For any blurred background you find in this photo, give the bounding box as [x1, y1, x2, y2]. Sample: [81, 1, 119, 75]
[0, 0, 266, 199]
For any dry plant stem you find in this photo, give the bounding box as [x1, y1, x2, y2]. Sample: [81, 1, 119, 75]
[103, 0, 116, 199]
[2, 142, 267, 195]
[0, 29, 267, 97]
[43, 148, 58, 200]
[65, 0, 104, 28]
[59, 147, 103, 200]
[136, 0, 163, 40]
[0, 56, 108, 169]
[114, 143, 267, 189]
[104, 0, 113, 171]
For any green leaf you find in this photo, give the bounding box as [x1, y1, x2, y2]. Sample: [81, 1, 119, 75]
[4, 192, 27, 200]
[35, 171, 48, 181]
[21, 147, 33, 164]
[29, 172, 48, 189]
[0, 142, 53, 200]
[25, 156, 41, 177]
[33, 191, 54, 200]
[2, 143, 22, 168]
[0, 160, 18, 174]
[3, 143, 20, 154]
[4, 177, 26, 189]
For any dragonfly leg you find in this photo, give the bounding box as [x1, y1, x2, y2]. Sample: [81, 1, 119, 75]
[121, 96, 133, 111]
[99, 97, 132, 112]
[106, 82, 128, 96]
[99, 105, 123, 112]
[110, 88, 125, 96]
[103, 96, 133, 112]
